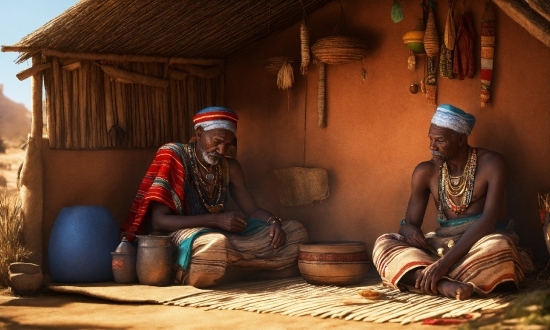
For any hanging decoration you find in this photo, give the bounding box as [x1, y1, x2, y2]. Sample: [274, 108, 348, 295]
[453, 9, 475, 80]
[423, 1, 439, 105]
[480, 1, 496, 107]
[262, 56, 295, 90]
[403, 19, 426, 94]
[300, 16, 311, 75]
[391, 0, 404, 23]
[311, 36, 368, 128]
[440, 0, 456, 78]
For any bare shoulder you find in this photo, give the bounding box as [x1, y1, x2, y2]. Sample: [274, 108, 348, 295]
[412, 160, 439, 179]
[476, 147, 507, 168]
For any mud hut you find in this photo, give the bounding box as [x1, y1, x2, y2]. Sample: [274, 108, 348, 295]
[2, 0, 550, 270]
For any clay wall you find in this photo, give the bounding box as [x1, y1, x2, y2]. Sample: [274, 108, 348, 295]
[41, 0, 550, 264]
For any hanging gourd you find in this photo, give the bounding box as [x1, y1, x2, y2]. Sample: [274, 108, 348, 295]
[423, 3, 439, 105]
[300, 16, 310, 75]
[403, 19, 426, 55]
[391, 0, 404, 23]
[403, 19, 426, 94]
[311, 36, 368, 128]
[480, 1, 496, 107]
[262, 56, 295, 90]
[440, 0, 456, 78]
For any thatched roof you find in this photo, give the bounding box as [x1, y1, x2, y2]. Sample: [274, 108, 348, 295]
[3, 0, 332, 63]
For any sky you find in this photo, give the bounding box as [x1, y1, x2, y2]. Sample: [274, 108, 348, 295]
[0, 0, 77, 110]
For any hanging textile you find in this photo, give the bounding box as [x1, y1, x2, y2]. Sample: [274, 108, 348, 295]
[423, 4, 439, 105]
[480, 2, 496, 107]
[453, 11, 475, 80]
[440, 0, 455, 78]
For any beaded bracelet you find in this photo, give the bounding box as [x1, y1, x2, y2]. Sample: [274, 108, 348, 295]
[267, 216, 283, 226]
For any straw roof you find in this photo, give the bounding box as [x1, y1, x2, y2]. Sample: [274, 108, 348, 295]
[5, 0, 332, 63]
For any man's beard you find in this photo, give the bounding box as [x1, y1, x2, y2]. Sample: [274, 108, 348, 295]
[202, 150, 221, 165]
[431, 151, 446, 164]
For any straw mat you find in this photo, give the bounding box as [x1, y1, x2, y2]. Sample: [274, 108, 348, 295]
[48, 274, 526, 325]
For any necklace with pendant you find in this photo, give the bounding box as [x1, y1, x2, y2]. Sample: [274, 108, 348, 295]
[194, 148, 216, 180]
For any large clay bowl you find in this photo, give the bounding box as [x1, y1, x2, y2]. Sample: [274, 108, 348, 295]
[298, 241, 370, 286]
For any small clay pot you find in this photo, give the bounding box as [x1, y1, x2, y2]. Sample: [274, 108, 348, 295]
[410, 83, 419, 94]
[9, 262, 43, 295]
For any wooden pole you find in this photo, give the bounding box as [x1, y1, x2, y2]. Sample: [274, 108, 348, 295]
[16, 62, 52, 81]
[19, 54, 44, 265]
[492, 0, 550, 48]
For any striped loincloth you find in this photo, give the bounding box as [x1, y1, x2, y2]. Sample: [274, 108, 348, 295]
[372, 231, 527, 295]
[171, 220, 308, 288]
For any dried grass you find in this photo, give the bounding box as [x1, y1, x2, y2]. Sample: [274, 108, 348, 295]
[0, 190, 31, 287]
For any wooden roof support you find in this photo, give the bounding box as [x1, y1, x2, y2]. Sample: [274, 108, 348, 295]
[526, 0, 550, 22]
[492, 0, 550, 48]
[1, 46, 225, 66]
[98, 64, 169, 88]
[16, 62, 52, 81]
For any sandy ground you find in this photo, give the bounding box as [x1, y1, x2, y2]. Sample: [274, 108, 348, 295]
[0, 148, 25, 191]
[0, 288, 439, 330]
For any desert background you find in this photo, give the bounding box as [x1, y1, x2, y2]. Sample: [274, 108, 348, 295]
[0, 83, 31, 192]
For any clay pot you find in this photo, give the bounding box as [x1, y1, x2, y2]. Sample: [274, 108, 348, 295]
[9, 262, 43, 295]
[111, 236, 137, 284]
[298, 241, 370, 286]
[136, 235, 172, 286]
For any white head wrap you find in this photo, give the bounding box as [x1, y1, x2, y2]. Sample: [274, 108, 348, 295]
[431, 104, 476, 136]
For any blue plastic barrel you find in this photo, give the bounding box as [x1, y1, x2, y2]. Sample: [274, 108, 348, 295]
[49, 206, 120, 283]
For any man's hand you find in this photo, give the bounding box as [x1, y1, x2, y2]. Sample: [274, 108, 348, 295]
[399, 223, 432, 250]
[216, 211, 248, 232]
[415, 259, 451, 295]
[269, 222, 286, 249]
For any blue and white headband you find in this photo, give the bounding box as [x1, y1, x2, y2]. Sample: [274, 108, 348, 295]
[431, 104, 476, 136]
[193, 106, 238, 134]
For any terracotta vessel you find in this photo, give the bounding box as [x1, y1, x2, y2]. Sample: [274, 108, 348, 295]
[136, 235, 172, 286]
[298, 241, 370, 286]
[9, 262, 43, 295]
[111, 236, 137, 283]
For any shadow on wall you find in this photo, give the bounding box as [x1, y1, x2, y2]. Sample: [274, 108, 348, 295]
[476, 116, 549, 262]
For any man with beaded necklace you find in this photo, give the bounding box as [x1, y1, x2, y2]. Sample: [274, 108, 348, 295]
[122, 106, 308, 288]
[372, 104, 533, 300]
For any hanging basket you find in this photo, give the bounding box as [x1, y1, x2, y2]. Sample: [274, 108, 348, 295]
[311, 36, 368, 65]
[262, 56, 294, 75]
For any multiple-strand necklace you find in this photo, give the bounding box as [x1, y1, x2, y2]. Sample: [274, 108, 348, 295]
[439, 147, 477, 215]
[191, 144, 226, 213]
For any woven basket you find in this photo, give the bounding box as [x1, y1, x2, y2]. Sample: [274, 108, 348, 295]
[423, 10, 439, 58]
[311, 36, 368, 65]
[262, 56, 294, 75]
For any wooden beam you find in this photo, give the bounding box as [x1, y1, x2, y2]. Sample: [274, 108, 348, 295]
[526, 0, 550, 22]
[0, 46, 38, 53]
[16, 62, 52, 81]
[492, 0, 550, 48]
[98, 64, 169, 88]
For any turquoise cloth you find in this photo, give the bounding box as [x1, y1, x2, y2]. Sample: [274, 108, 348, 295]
[177, 218, 267, 270]
[400, 214, 509, 230]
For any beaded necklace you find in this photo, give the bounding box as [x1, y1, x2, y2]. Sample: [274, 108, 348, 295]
[438, 147, 477, 216]
[190, 143, 226, 213]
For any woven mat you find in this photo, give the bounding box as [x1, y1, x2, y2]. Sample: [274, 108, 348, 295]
[48, 274, 524, 325]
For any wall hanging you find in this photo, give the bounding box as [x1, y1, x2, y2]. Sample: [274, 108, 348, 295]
[423, 2, 439, 105]
[453, 5, 475, 80]
[403, 19, 426, 94]
[300, 16, 311, 75]
[391, 0, 404, 23]
[311, 36, 368, 127]
[440, 0, 456, 78]
[262, 56, 295, 90]
[480, 1, 496, 107]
